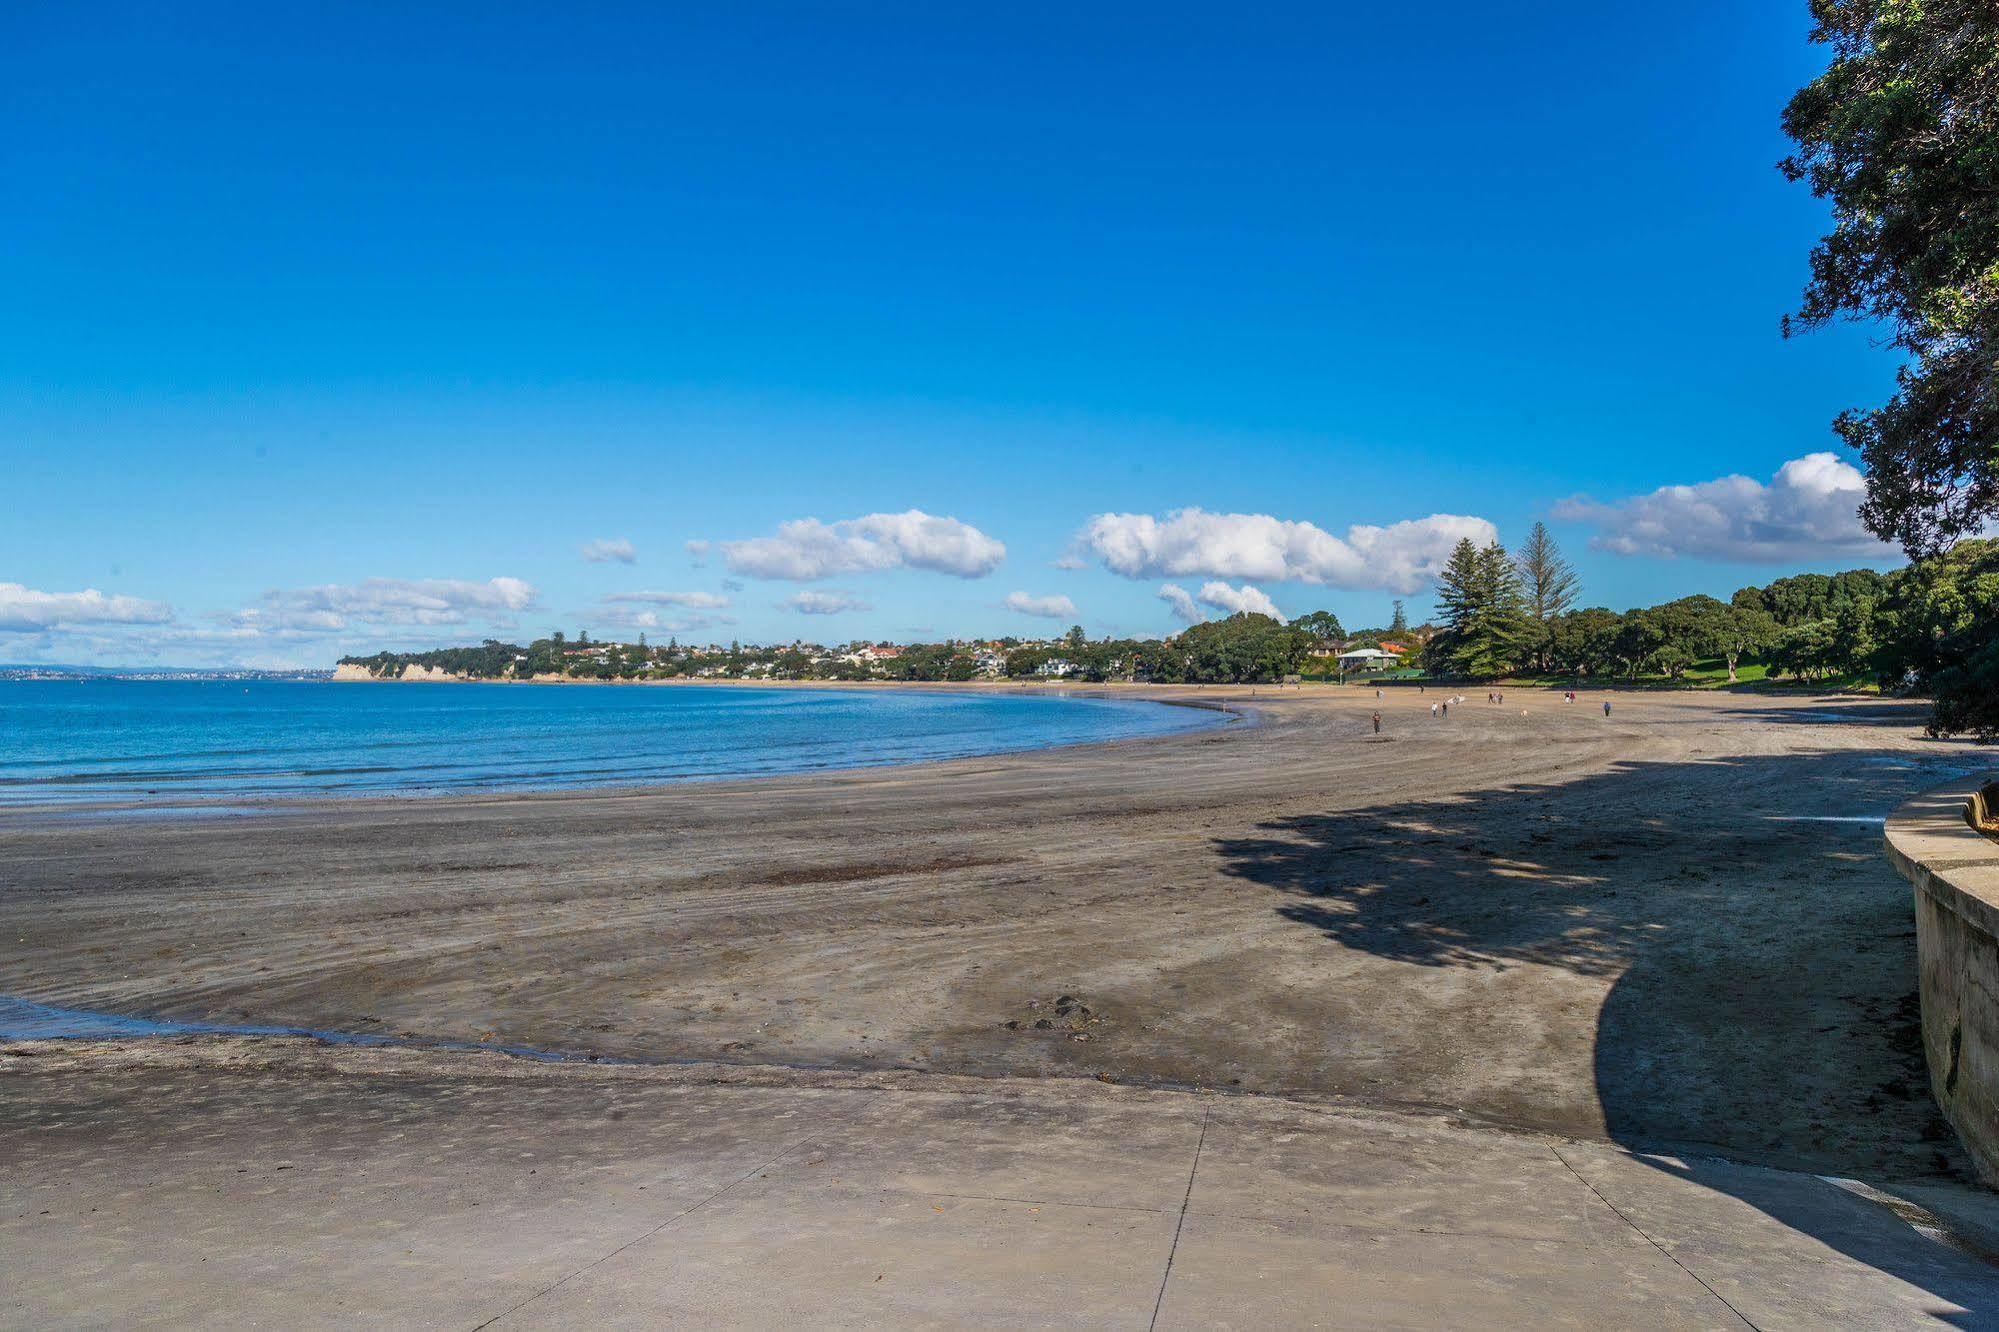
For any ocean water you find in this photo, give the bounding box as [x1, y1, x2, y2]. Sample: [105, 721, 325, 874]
[0, 680, 1222, 808]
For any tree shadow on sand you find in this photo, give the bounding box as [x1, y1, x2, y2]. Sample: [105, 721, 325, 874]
[1215, 744, 1999, 1320]
[1704, 697, 1943, 729]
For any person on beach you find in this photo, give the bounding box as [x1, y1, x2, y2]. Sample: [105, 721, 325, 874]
[1372, 711, 1382, 734]
[1603, 700, 1612, 717]
[1441, 700, 1449, 718]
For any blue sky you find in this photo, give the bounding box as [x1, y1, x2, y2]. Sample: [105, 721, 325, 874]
[1, 3, 1905, 665]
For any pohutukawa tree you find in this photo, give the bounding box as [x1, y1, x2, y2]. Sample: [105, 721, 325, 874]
[1781, 1, 1999, 555]
[1290, 609, 1346, 642]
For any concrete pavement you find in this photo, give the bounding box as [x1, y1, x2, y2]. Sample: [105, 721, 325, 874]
[5, 1038, 1999, 1328]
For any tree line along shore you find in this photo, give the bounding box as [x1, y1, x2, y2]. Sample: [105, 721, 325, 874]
[340, 526, 1999, 739]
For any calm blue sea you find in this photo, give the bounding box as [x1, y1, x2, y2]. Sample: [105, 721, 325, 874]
[0, 680, 1220, 808]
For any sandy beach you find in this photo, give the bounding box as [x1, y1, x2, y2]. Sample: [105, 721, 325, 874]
[0, 684, 1983, 1182]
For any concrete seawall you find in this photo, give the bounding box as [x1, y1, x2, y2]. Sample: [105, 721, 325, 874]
[1886, 778, 1999, 1186]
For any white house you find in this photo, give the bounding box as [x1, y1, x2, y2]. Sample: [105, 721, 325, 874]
[1335, 647, 1403, 672]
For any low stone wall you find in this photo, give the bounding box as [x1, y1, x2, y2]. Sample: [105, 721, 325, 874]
[1885, 780, 1999, 1186]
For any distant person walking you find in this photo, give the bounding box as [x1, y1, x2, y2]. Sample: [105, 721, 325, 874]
[1372, 711, 1382, 734]
[1603, 700, 1612, 717]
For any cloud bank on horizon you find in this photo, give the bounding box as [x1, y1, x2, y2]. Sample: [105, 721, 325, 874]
[1003, 591, 1078, 620]
[0, 577, 544, 671]
[1555, 452, 1894, 563]
[1159, 581, 1285, 624]
[0, 584, 174, 633]
[1, 452, 1928, 666]
[238, 577, 539, 633]
[605, 589, 731, 609]
[715, 510, 1005, 581]
[595, 588, 735, 635]
[579, 537, 638, 564]
[785, 589, 873, 615]
[1077, 508, 1496, 596]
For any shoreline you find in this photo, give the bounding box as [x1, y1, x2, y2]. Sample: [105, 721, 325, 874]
[325, 663, 1895, 698]
[0, 686, 1979, 1183]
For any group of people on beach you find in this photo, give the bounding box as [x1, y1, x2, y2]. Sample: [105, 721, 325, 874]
[1366, 687, 1613, 732]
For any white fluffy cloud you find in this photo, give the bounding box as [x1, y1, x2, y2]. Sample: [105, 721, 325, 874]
[1003, 591, 1078, 620]
[596, 590, 733, 634]
[0, 621, 289, 668]
[784, 589, 873, 615]
[1158, 581, 1283, 624]
[580, 537, 637, 564]
[0, 583, 173, 633]
[1195, 581, 1284, 619]
[598, 607, 730, 634]
[1552, 452, 1892, 562]
[604, 590, 731, 609]
[718, 510, 1005, 581]
[1078, 508, 1495, 595]
[1159, 584, 1203, 624]
[244, 577, 537, 632]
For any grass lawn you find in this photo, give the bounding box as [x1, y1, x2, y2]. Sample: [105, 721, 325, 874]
[1344, 658, 1880, 693]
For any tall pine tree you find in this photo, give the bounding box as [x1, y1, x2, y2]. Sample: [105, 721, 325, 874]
[1432, 538, 1528, 679]
[1514, 521, 1579, 672]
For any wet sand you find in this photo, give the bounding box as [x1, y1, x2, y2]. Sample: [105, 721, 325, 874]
[0, 685, 1985, 1179]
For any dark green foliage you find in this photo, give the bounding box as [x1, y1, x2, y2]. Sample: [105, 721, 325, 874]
[1767, 618, 1850, 681]
[1429, 539, 1528, 679]
[1782, 1, 1999, 553]
[1001, 618, 1307, 684]
[1003, 647, 1048, 678]
[1515, 522, 1580, 671]
[1290, 610, 1345, 643]
[1545, 607, 1625, 677]
[1874, 537, 1999, 737]
[1713, 604, 1778, 681]
[1733, 569, 1888, 627]
[1172, 613, 1311, 683]
[338, 639, 524, 678]
[884, 643, 979, 682]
